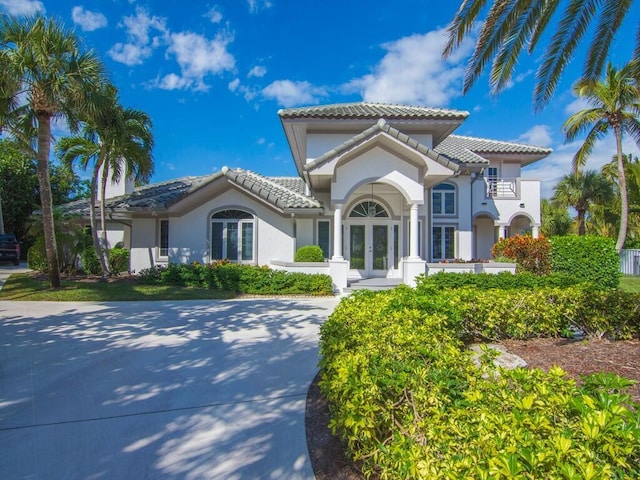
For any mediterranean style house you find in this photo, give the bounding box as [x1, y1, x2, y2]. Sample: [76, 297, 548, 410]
[61, 103, 551, 291]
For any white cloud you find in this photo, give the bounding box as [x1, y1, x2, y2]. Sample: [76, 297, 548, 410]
[516, 125, 553, 147]
[344, 27, 476, 106]
[71, 6, 107, 31]
[228, 78, 240, 92]
[108, 7, 167, 66]
[248, 65, 267, 78]
[247, 0, 272, 13]
[109, 42, 152, 66]
[157, 31, 235, 91]
[205, 6, 223, 23]
[0, 0, 44, 15]
[564, 96, 591, 116]
[262, 80, 327, 107]
[523, 136, 639, 198]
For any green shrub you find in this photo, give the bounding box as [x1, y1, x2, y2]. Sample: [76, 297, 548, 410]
[551, 235, 620, 288]
[137, 265, 165, 284]
[26, 237, 47, 271]
[108, 248, 129, 274]
[416, 271, 581, 291]
[294, 245, 325, 262]
[319, 289, 640, 480]
[491, 234, 552, 274]
[81, 246, 101, 275]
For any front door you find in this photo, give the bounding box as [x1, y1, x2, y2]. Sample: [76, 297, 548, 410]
[349, 223, 392, 276]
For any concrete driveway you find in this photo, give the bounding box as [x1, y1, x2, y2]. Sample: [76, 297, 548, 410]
[0, 295, 340, 479]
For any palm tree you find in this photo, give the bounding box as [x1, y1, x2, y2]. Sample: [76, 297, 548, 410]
[0, 16, 105, 287]
[552, 170, 614, 236]
[443, 0, 637, 110]
[564, 62, 640, 251]
[57, 86, 153, 276]
[540, 198, 572, 237]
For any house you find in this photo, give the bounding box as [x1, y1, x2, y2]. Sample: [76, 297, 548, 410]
[60, 102, 551, 291]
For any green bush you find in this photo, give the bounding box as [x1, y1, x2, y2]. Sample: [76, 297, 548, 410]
[81, 246, 101, 275]
[108, 248, 129, 274]
[551, 235, 621, 288]
[319, 289, 640, 479]
[416, 271, 581, 291]
[294, 245, 325, 262]
[26, 237, 47, 271]
[136, 262, 333, 295]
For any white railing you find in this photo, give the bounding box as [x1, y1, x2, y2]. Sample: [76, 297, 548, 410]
[486, 178, 518, 198]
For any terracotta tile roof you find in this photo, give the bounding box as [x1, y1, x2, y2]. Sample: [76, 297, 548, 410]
[278, 102, 469, 120]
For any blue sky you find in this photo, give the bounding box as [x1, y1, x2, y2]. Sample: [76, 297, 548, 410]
[1, 0, 638, 197]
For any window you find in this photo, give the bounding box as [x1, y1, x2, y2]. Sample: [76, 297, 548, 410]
[211, 210, 254, 262]
[432, 226, 455, 260]
[432, 183, 456, 215]
[317, 220, 330, 258]
[159, 220, 169, 257]
[349, 201, 389, 218]
[486, 166, 499, 197]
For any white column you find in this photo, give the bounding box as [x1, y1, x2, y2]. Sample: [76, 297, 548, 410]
[499, 225, 507, 239]
[409, 203, 419, 259]
[532, 226, 539, 239]
[332, 205, 343, 260]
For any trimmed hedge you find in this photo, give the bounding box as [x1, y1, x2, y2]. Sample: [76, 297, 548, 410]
[294, 245, 325, 262]
[137, 262, 333, 295]
[416, 271, 582, 291]
[319, 288, 640, 479]
[551, 235, 620, 288]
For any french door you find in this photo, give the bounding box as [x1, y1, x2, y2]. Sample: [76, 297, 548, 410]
[348, 223, 396, 276]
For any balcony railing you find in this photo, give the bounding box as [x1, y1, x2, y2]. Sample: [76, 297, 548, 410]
[486, 177, 518, 198]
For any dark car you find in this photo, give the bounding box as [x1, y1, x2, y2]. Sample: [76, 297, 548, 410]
[0, 233, 20, 266]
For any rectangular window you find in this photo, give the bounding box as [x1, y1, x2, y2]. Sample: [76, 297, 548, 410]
[487, 166, 499, 197]
[433, 193, 442, 215]
[432, 226, 456, 260]
[444, 192, 455, 214]
[317, 220, 330, 258]
[211, 222, 223, 260]
[159, 220, 169, 257]
[241, 222, 253, 261]
[227, 222, 238, 261]
[393, 224, 399, 269]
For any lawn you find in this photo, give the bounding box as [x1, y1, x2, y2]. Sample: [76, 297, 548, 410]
[619, 275, 640, 293]
[0, 273, 233, 301]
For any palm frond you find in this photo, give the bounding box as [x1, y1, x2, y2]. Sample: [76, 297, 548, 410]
[443, 0, 488, 58]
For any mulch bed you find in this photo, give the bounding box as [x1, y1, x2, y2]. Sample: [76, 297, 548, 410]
[306, 337, 640, 480]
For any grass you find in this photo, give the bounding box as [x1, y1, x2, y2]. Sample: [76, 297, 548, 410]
[0, 273, 234, 301]
[619, 275, 640, 293]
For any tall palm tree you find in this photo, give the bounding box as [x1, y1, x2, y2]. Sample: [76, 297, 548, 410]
[0, 16, 105, 287]
[443, 0, 637, 110]
[564, 62, 640, 251]
[552, 170, 614, 236]
[57, 86, 153, 276]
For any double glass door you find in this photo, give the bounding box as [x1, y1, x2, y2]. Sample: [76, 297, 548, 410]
[348, 223, 395, 276]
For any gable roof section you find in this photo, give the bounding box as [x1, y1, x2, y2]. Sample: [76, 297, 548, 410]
[305, 119, 460, 173]
[278, 102, 469, 120]
[59, 168, 321, 217]
[435, 135, 552, 165]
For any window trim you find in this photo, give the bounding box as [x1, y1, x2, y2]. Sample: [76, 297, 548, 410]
[316, 219, 331, 259]
[432, 224, 457, 261]
[432, 183, 457, 217]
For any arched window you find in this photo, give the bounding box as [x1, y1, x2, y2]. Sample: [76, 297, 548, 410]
[211, 210, 254, 262]
[432, 183, 456, 215]
[349, 201, 389, 218]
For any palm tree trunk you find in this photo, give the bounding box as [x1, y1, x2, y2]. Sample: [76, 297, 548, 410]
[577, 209, 586, 235]
[99, 160, 111, 276]
[614, 126, 628, 252]
[89, 160, 109, 277]
[36, 114, 60, 288]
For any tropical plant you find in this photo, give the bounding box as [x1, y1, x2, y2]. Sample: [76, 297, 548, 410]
[552, 170, 614, 236]
[564, 62, 640, 250]
[443, 0, 638, 110]
[540, 198, 572, 237]
[57, 85, 153, 276]
[600, 154, 640, 246]
[0, 16, 105, 287]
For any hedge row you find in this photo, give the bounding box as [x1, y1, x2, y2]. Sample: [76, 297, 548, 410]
[137, 262, 333, 295]
[319, 288, 640, 479]
[551, 235, 621, 288]
[416, 271, 581, 291]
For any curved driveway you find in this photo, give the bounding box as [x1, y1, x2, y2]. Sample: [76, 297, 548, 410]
[0, 292, 340, 479]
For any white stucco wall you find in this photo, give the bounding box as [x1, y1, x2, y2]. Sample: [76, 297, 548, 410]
[307, 133, 357, 161]
[97, 223, 126, 249]
[130, 217, 158, 273]
[472, 178, 540, 226]
[474, 217, 496, 259]
[296, 218, 314, 249]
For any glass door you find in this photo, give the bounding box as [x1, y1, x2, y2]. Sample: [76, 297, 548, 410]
[350, 225, 365, 270]
[371, 225, 388, 272]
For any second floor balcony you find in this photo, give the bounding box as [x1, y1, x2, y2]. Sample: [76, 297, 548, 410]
[486, 177, 519, 198]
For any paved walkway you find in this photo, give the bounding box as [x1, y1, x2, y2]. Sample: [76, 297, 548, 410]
[0, 289, 340, 479]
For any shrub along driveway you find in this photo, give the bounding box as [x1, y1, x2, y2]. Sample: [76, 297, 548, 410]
[0, 297, 339, 479]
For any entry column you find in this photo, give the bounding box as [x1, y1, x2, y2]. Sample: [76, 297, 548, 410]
[409, 203, 420, 259]
[332, 204, 343, 260]
[329, 204, 348, 293]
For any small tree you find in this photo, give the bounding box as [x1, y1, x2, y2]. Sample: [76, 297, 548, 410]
[492, 235, 552, 275]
